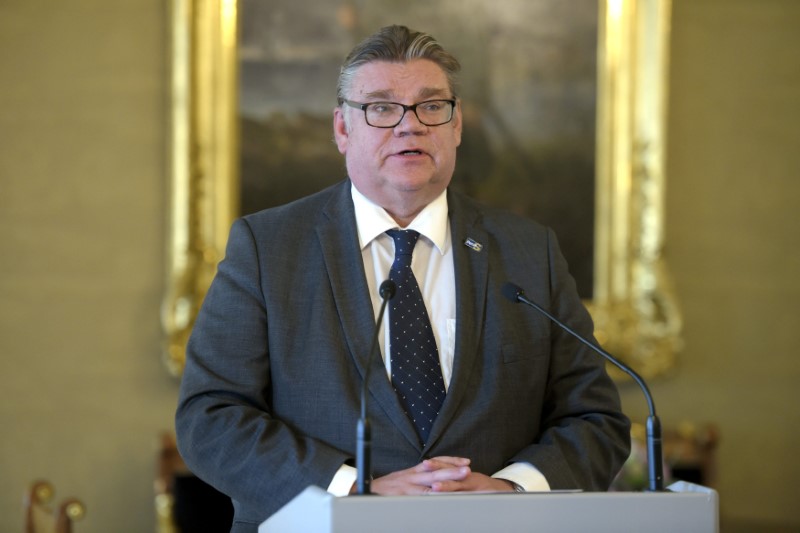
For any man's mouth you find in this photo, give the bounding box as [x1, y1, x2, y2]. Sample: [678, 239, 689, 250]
[398, 150, 423, 156]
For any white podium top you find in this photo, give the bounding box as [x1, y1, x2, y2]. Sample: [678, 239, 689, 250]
[260, 481, 718, 533]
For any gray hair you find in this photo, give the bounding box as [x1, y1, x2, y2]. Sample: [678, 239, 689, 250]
[336, 25, 461, 105]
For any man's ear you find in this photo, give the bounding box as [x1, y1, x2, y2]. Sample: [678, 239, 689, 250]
[333, 107, 349, 155]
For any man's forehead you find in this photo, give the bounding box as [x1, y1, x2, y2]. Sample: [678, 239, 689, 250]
[352, 60, 450, 100]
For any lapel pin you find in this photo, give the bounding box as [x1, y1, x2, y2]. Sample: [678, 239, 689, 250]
[464, 238, 483, 252]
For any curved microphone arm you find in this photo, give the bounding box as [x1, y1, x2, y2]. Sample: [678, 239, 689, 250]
[501, 282, 664, 491]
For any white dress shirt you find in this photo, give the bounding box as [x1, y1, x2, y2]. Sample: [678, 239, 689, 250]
[352, 185, 456, 387]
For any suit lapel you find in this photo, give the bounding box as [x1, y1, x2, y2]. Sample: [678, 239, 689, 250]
[316, 182, 421, 449]
[426, 192, 489, 450]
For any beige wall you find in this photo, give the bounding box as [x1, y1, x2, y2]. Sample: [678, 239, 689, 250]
[618, 0, 800, 530]
[0, 0, 798, 531]
[0, 1, 177, 532]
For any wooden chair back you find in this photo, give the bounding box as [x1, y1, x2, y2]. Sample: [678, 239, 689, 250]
[24, 480, 85, 533]
[155, 432, 233, 533]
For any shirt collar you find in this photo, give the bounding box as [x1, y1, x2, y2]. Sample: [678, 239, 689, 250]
[351, 184, 449, 254]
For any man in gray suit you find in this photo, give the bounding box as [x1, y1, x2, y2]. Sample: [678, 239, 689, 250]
[176, 25, 630, 532]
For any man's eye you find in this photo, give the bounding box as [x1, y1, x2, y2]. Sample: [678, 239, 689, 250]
[370, 104, 392, 114]
[421, 102, 443, 112]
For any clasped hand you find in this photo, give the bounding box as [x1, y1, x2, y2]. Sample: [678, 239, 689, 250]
[356, 456, 515, 495]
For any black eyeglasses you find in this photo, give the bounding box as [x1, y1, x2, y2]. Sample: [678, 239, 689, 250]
[342, 99, 457, 128]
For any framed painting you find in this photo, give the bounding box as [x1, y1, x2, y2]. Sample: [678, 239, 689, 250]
[162, 0, 681, 379]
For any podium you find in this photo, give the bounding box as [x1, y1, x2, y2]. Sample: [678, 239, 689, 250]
[259, 481, 718, 532]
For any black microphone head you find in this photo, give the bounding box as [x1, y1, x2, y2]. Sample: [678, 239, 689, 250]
[379, 279, 396, 300]
[501, 282, 524, 303]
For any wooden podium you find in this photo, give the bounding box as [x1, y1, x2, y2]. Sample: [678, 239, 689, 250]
[259, 481, 718, 532]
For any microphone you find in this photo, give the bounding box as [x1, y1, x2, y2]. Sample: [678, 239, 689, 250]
[356, 279, 396, 495]
[501, 282, 664, 492]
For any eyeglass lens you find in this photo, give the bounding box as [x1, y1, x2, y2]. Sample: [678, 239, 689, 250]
[365, 100, 453, 127]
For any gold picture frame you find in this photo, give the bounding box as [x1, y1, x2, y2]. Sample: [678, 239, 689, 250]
[162, 0, 681, 379]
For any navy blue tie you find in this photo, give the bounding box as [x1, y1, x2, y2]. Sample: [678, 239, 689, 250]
[386, 229, 446, 444]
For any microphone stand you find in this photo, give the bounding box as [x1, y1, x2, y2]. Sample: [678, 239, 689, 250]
[356, 280, 395, 495]
[503, 283, 664, 491]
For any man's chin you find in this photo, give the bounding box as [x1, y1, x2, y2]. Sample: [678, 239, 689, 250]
[387, 173, 449, 194]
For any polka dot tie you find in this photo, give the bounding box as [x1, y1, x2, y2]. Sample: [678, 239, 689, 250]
[386, 229, 446, 444]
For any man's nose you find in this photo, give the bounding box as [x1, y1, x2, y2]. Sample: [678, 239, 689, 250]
[394, 108, 426, 131]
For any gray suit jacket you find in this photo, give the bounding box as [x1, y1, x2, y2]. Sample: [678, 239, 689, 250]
[176, 180, 630, 532]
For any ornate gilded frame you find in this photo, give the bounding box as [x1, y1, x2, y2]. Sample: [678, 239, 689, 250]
[162, 0, 681, 378]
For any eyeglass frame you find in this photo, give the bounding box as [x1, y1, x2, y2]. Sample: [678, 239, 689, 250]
[341, 98, 458, 128]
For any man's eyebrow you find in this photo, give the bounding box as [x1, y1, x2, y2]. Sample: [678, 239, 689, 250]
[361, 87, 451, 102]
[363, 89, 393, 101]
[418, 87, 450, 99]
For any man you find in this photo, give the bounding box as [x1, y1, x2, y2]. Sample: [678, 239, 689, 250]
[176, 25, 630, 531]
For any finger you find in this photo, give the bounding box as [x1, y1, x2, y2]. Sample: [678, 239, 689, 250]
[430, 479, 464, 492]
[419, 456, 471, 471]
[396, 466, 471, 490]
[427, 456, 471, 466]
[421, 466, 471, 483]
[431, 472, 507, 493]
[373, 471, 459, 496]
